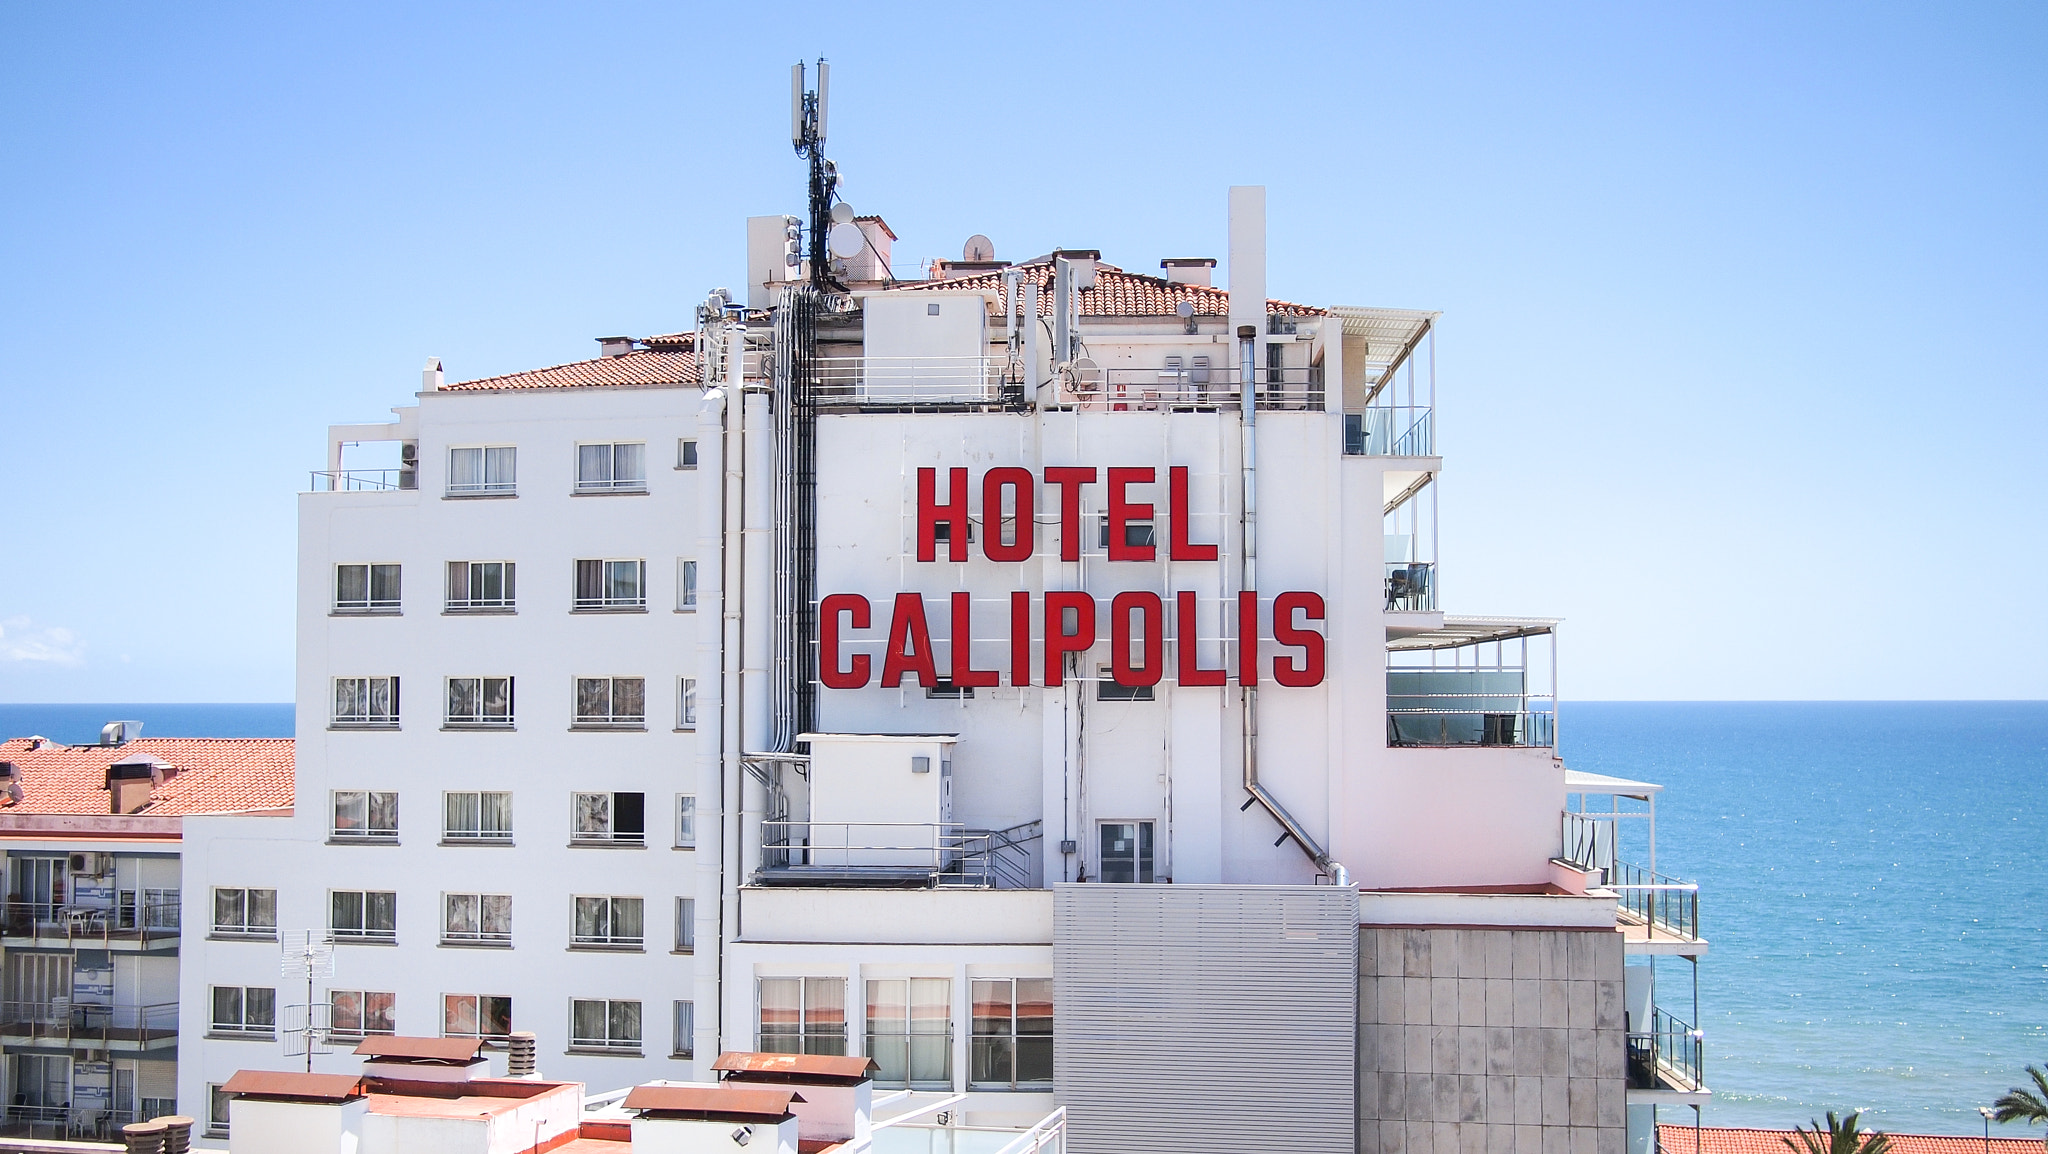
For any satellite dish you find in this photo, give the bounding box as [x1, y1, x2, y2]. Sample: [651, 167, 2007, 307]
[1067, 358, 1103, 392]
[828, 221, 866, 259]
[1175, 300, 1194, 318]
[963, 234, 995, 262]
[829, 202, 856, 225]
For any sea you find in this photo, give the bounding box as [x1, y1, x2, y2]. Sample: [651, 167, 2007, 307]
[0, 699, 2041, 1137]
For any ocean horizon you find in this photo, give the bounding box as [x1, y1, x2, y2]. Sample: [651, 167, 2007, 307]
[1, 699, 2042, 1136]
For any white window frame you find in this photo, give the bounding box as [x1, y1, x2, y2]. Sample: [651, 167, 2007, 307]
[443, 993, 513, 1043]
[331, 676, 399, 728]
[571, 791, 646, 845]
[1097, 820, 1156, 884]
[575, 559, 647, 610]
[757, 976, 849, 1056]
[441, 893, 512, 946]
[446, 560, 515, 611]
[677, 678, 698, 731]
[330, 790, 398, 841]
[211, 887, 277, 937]
[208, 1084, 230, 1136]
[329, 890, 397, 942]
[334, 563, 401, 613]
[676, 559, 698, 609]
[442, 791, 513, 843]
[968, 977, 1054, 1091]
[1096, 666, 1155, 702]
[677, 439, 698, 469]
[866, 977, 953, 1091]
[448, 445, 517, 495]
[445, 676, 515, 728]
[672, 1000, 695, 1058]
[209, 985, 277, 1036]
[572, 895, 645, 948]
[569, 997, 643, 1052]
[674, 897, 695, 954]
[575, 442, 647, 492]
[574, 676, 647, 729]
[327, 989, 396, 1039]
[674, 795, 696, 849]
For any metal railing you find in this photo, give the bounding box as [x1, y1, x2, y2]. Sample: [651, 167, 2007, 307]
[1558, 810, 1614, 875]
[1387, 668, 1555, 748]
[815, 356, 1008, 406]
[1608, 860, 1701, 942]
[309, 469, 414, 492]
[1627, 1006, 1704, 1091]
[1093, 364, 1324, 411]
[1, 895, 180, 944]
[0, 1106, 146, 1142]
[1386, 709, 1555, 747]
[759, 821, 1003, 888]
[1345, 407, 1435, 456]
[1385, 561, 1437, 611]
[0, 1000, 178, 1048]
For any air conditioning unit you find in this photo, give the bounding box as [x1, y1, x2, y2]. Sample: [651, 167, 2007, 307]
[68, 852, 111, 877]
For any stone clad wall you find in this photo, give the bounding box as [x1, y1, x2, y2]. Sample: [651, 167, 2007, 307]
[1358, 926, 1627, 1154]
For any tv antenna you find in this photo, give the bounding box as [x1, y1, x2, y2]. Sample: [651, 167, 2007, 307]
[280, 931, 336, 1072]
[790, 58, 841, 289]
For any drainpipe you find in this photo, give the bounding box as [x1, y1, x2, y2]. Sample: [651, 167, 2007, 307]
[1238, 324, 1348, 887]
[694, 376, 726, 1067]
[719, 323, 748, 1053]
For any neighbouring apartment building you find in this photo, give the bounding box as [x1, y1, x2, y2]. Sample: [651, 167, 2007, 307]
[0, 726, 291, 1144]
[177, 186, 1710, 1154]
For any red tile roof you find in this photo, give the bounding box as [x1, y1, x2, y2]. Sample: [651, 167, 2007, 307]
[1658, 1125, 2042, 1154]
[441, 348, 699, 392]
[0, 738, 292, 817]
[895, 260, 1325, 319]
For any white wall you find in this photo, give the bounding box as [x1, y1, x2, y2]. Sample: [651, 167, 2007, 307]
[631, 1113, 797, 1154]
[228, 1097, 362, 1154]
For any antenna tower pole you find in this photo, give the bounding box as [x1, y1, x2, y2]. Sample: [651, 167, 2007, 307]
[792, 59, 838, 289]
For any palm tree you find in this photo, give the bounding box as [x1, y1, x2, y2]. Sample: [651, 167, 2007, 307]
[1992, 1064, 2048, 1137]
[1781, 1111, 1894, 1154]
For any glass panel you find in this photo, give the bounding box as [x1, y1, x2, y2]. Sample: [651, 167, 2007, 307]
[574, 897, 608, 941]
[331, 891, 363, 932]
[212, 986, 240, 1027]
[364, 992, 395, 1034]
[481, 677, 511, 720]
[680, 560, 697, 607]
[676, 795, 696, 847]
[1099, 823, 1135, 884]
[971, 980, 1010, 1035]
[613, 442, 645, 484]
[481, 895, 511, 938]
[611, 898, 643, 942]
[366, 892, 396, 934]
[868, 1033, 908, 1087]
[249, 889, 276, 929]
[445, 994, 477, 1036]
[446, 561, 470, 605]
[333, 791, 366, 833]
[449, 448, 482, 490]
[1016, 1036, 1053, 1084]
[576, 560, 603, 604]
[336, 565, 368, 607]
[576, 679, 609, 720]
[613, 678, 645, 722]
[1016, 979, 1053, 1034]
[330, 991, 362, 1033]
[480, 792, 512, 836]
[1138, 822, 1155, 883]
[335, 679, 362, 720]
[446, 792, 479, 836]
[369, 565, 401, 605]
[673, 1000, 694, 1056]
[483, 446, 515, 486]
[614, 793, 645, 838]
[367, 791, 397, 833]
[474, 562, 502, 604]
[866, 979, 906, 1031]
[369, 677, 395, 721]
[574, 793, 610, 837]
[675, 897, 695, 951]
[578, 444, 610, 485]
[608, 999, 641, 1045]
[758, 978, 801, 1037]
[246, 987, 275, 1028]
[448, 678, 479, 722]
[910, 978, 951, 1034]
[971, 1036, 1013, 1086]
[607, 560, 642, 602]
[445, 894, 477, 936]
[680, 679, 697, 727]
[214, 889, 244, 930]
[482, 996, 512, 1037]
[572, 999, 606, 1044]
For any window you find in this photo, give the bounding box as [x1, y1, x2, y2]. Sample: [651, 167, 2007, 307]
[758, 977, 848, 1056]
[970, 978, 1053, 1090]
[208, 1084, 230, 1136]
[330, 890, 397, 941]
[575, 559, 646, 609]
[449, 446, 516, 495]
[675, 795, 696, 849]
[570, 998, 642, 1052]
[867, 978, 952, 1090]
[1095, 515, 1155, 551]
[674, 897, 695, 953]
[444, 791, 513, 842]
[1098, 821, 1155, 883]
[575, 677, 646, 728]
[335, 564, 401, 613]
[677, 559, 698, 609]
[332, 676, 399, 728]
[926, 678, 974, 700]
[573, 896, 644, 948]
[576, 442, 647, 492]
[212, 887, 277, 937]
[331, 790, 398, 840]
[328, 990, 396, 1038]
[446, 676, 515, 727]
[1096, 667, 1154, 702]
[932, 520, 974, 546]
[672, 1000, 695, 1058]
[447, 561, 515, 611]
[1267, 340, 1285, 385]
[210, 986, 276, 1035]
[572, 791, 645, 845]
[677, 678, 698, 730]
[442, 894, 512, 945]
[444, 994, 513, 1042]
[677, 439, 698, 469]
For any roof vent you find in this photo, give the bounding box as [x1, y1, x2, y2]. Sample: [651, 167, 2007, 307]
[597, 337, 636, 358]
[100, 721, 142, 747]
[1160, 258, 1216, 287]
[423, 356, 445, 391]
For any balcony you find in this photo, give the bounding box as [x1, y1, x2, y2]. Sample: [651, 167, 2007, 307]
[1387, 618, 1558, 748]
[815, 356, 1008, 407]
[0, 895, 181, 948]
[1627, 1006, 1705, 1093]
[309, 468, 414, 492]
[1346, 406, 1435, 456]
[1091, 365, 1324, 412]
[755, 821, 1038, 890]
[1385, 561, 1437, 612]
[1562, 773, 1707, 955]
[0, 1000, 178, 1051]
[0, 1107, 152, 1143]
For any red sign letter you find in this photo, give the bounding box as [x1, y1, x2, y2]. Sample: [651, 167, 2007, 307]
[1042, 591, 1096, 687]
[1042, 467, 1097, 562]
[1272, 591, 1326, 687]
[950, 592, 1001, 688]
[1010, 591, 1033, 687]
[1175, 590, 1226, 687]
[819, 594, 872, 689]
[1106, 467, 1156, 562]
[917, 467, 969, 563]
[1110, 591, 1163, 687]
[1238, 590, 1260, 687]
[982, 467, 1034, 563]
[1168, 466, 1218, 561]
[880, 594, 939, 688]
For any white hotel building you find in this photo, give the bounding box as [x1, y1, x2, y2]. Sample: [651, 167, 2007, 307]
[177, 187, 1710, 1154]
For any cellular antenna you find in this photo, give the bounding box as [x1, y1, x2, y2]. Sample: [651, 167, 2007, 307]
[791, 58, 841, 290]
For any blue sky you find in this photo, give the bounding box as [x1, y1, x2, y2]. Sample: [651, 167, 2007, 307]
[0, 2, 2042, 702]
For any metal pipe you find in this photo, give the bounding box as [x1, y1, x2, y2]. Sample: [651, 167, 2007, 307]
[1235, 324, 1348, 887]
[719, 333, 747, 1056]
[693, 380, 727, 1067]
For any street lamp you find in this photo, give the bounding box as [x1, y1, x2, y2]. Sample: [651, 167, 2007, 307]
[1981, 1105, 1997, 1154]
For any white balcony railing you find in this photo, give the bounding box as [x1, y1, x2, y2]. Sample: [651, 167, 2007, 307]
[309, 469, 414, 492]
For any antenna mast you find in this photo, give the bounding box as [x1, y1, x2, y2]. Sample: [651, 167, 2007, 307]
[790, 58, 838, 290]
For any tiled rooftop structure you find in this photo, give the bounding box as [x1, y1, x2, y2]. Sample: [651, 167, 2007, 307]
[1657, 1126, 2043, 1154]
[0, 736, 292, 817]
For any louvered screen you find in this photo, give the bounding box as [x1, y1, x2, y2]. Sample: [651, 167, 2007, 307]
[137, 1060, 176, 1100]
[1054, 884, 1357, 1154]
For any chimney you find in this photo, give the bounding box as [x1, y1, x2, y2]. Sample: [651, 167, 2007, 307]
[845, 216, 897, 282]
[506, 1031, 538, 1078]
[151, 1115, 195, 1154]
[1051, 249, 1099, 289]
[422, 357, 444, 391]
[107, 755, 164, 815]
[120, 1119, 165, 1153]
[596, 336, 635, 358]
[1160, 258, 1216, 287]
[1227, 186, 1266, 377]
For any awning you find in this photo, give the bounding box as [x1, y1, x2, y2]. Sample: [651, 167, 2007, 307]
[1564, 769, 1663, 798]
[1386, 615, 1559, 652]
[1328, 306, 1439, 394]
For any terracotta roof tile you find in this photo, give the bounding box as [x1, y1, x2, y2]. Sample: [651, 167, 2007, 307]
[0, 737, 292, 817]
[893, 261, 1325, 319]
[1657, 1126, 2041, 1154]
[442, 348, 699, 392]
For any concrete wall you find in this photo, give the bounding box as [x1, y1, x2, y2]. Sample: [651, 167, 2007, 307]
[228, 1097, 363, 1153]
[739, 887, 1053, 945]
[1357, 926, 1627, 1154]
[631, 1113, 798, 1154]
